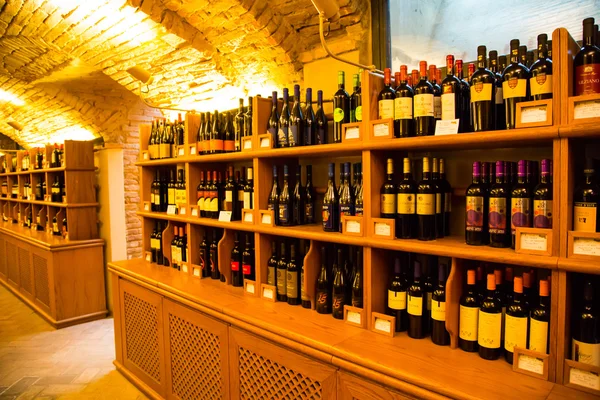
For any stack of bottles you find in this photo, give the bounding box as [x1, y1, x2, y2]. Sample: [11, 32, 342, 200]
[266, 238, 312, 308]
[230, 231, 255, 287]
[147, 116, 186, 160]
[571, 273, 600, 367]
[573, 158, 600, 233]
[195, 98, 252, 155]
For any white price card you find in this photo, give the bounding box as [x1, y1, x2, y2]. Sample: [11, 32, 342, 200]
[520, 233, 547, 251]
[373, 123, 389, 137]
[574, 100, 600, 120]
[218, 211, 232, 222]
[191, 208, 198, 217]
[179, 207, 187, 215]
[375, 222, 391, 237]
[374, 317, 391, 333]
[345, 127, 360, 140]
[246, 282, 255, 294]
[145, 253, 152, 262]
[521, 106, 548, 124]
[143, 152, 148, 160]
[261, 213, 272, 225]
[435, 119, 460, 135]
[260, 137, 271, 148]
[347, 311, 361, 325]
[574, 238, 600, 256]
[182, 264, 188, 273]
[190, 146, 197, 155]
[263, 287, 274, 299]
[346, 220, 361, 233]
[166, 205, 177, 215]
[244, 139, 252, 150]
[570, 368, 600, 391]
[144, 203, 150, 211]
[518, 354, 544, 375]
[244, 212, 253, 223]
[193, 268, 200, 277]
[178, 147, 185, 156]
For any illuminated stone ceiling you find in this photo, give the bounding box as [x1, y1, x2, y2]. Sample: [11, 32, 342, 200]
[0, 0, 368, 147]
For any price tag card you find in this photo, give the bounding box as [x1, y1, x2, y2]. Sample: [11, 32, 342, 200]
[573, 238, 600, 257]
[435, 119, 459, 135]
[372, 218, 394, 239]
[347, 311, 361, 325]
[342, 122, 362, 142]
[517, 354, 544, 375]
[260, 210, 274, 226]
[242, 209, 254, 224]
[347, 220, 361, 233]
[516, 99, 553, 128]
[242, 137, 253, 151]
[342, 216, 363, 236]
[520, 106, 547, 124]
[261, 284, 276, 302]
[178, 147, 185, 156]
[516, 228, 552, 257]
[218, 211, 232, 222]
[179, 206, 187, 215]
[181, 264, 188, 273]
[244, 280, 256, 296]
[345, 127, 360, 139]
[520, 233, 548, 251]
[371, 312, 394, 337]
[570, 368, 600, 391]
[373, 123, 389, 137]
[190, 145, 197, 155]
[145, 252, 152, 262]
[192, 267, 201, 277]
[166, 205, 177, 215]
[142, 151, 149, 161]
[344, 305, 364, 328]
[191, 207, 198, 217]
[512, 347, 549, 380]
[574, 99, 600, 120]
[258, 134, 272, 149]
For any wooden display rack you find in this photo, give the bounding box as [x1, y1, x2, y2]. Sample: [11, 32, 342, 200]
[110, 27, 600, 399]
[0, 140, 106, 328]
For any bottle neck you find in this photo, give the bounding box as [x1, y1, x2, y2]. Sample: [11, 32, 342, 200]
[422, 171, 430, 180]
[477, 56, 486, 69]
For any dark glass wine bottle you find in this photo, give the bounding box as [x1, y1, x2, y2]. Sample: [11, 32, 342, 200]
[439, 159, 452, 236]
[414, 61, 435, 136]
[150, 224, 158, 263]
[267, 91, 279, 146]
[332, 248, 346, 319]
[394, 65, 414, 137]
[243, 167, 254, 211]
[378, 68, 395, 121]
[431, 262, 449, 346]
[231, 232, 243, 287]
[350, 73, 362, 123]
[278, 165, 292, 226]
[287, 243, 300, 306]
[470, 46, 496, 132]
[533, 159, 553, 228]
[441, 55, 462, 124]
[355, 163, 364, 216]
[199, 234, 209, 277]
[234, 98, 244, 152]
[305, 165, 315, 223]
[530, 34, 553, 100]
[574, 159, 600, 232]
[478, 273, 502, 360]
[223, 112, 235, 153]
[459, 269, 479, 352]
[243, 96, 253, 139]
[339, 163, 355, 232]
[504, 276, 528, 364]
[276, 242, 288, 302]
[322, 163, 339, 232]
[211, 110, 224, 154]
[278, 88, 290, 147]
[396, 157, 417, 239]
[387, 257, 408, 332]
[380, 158, 396, 219]
[304, 88, 316, 146]
[267, 241, 278, 287]
[351, 247, 363, 308]
[511, 160, 533, 248]
[301, 242, 311, 309]
[572, 279, 600, 366]
[489, 161, 511, 247]
[293, 166, 304, 226]
[408, 261, 426, 339]
[574, 18, 600, 96]
[242, 233, 254, 282]
[224, 166, 236, 217]
[268, 165, 280, 225]
[333, 71, 350, 143]
[417, 157, 436, 241]
[316, 90, 328, 144]
[456, 59, 471, 132]
[316, 245, 331, 314]
[429, 64, 442, 120]
[490, 52, 506, 131]
[529, 279, 550, 354]
[289, 84, 304, 147]
[432, 158, 445, 238]
[210, 230, 220, 279]
[503, 39, 531, 129]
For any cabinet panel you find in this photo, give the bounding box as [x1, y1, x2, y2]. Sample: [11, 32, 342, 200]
[163, 299, 229, 400]
[0, 235, 6, 279]
[338, 371, 416, 400]
[229, 328, 337, 400]
[32, 252, 51, 312]
[18, 246, 33, 299]
[119, 280, 166, 398]
[6, 239, 19, 288]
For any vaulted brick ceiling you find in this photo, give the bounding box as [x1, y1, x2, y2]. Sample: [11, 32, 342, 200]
[0, 0, 368, 147]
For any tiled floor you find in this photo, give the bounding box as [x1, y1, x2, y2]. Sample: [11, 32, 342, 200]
[0, 285, 146, 399]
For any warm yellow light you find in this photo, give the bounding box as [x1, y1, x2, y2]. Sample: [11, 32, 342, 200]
[0, 89, 25, 106]
[48, 127, 97, 143]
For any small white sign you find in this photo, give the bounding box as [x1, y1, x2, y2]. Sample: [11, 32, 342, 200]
[263, 287, 274, 299]
[244, 212, 253, 223]
[145, 253, 152, 262]
[374, 317, 391, 333]
[520, 233, 548, 252]
[570, 368, 600, 391]
[218, 211, 232, 222]
[518, 354, 544, 375]
[143, 153, 149, 160]
[178, 148, 185, 156]
[347, 310, 361, 325]
[260, 137, 270, 148]
[374, 222, 391, 237]
[574, 100, 600, 120]
[345, 127, 360, 140]
[244, 139, 253, 150]
[191, 208, 198, 217]
[346, 220, 361, 234]
[573, 238, 600, 256]
[373, 123, 389, 137]
[193, 268, 200, 277]
[190, 146, 197, 155]
[435, 119, 460, 135]
[521, 106, 548, 124]
[246, 282, 255, 294]
[144, 203, 150, 211]
[182, 264, 188, 273]
[261, 213, 272, 225]
[179, 207, 187, 215]
[166, 205, 177, 215]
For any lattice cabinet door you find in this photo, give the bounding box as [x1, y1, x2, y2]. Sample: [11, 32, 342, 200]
[337, 371, 417, 400]
[119, 280, 167, 398]
[229, 328, 337, 400]
[0, 235, 6, 280]
[163, 299, 230, 400]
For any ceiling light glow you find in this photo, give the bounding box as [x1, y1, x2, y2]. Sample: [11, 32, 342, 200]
[0, 90, 25, 106]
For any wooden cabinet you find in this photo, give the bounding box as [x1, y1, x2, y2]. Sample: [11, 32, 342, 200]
[228, 327, 337, 400]
[337, 372, 416, 400]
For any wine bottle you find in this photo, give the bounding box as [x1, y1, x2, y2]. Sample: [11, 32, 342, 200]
[504, 276, 528, 364]
[533, 159, 553, 228]
[223, 112, 235, 153]
[530, 34, 553, 100]
[210, 230, 220, 279]
[574, 159, 600, 232]
[179, 227, 187, 270]
[199, 234, 209, 277]
[231, 232, 243, 287]
[333, 71, 350, 143]
[156, 222, 164, 266]
[529, 279, 550, 354]
[209, 110, 222, 154]
[305, 165, 315, 223]
[267, 241, 278, 287]
[380, 158, 396, 219]
[441, 55, 462, 124]
[378, 68, 396, 121]
[417, 157, 436, 241]
[276, 242, 288, 302]
[234, 98, 244, 152]
[323, 163, 339, 232]
[316, 90, 328, 144]
[290, 84, 304, 147]
[278, 88, 291, 147]
[470, 46, 496, 132]
[236, 169, 245, 217]
[293, 166, 304, 226]
[489, 161, 511, 247]
[242, 233, 254, 282]
[150, 224, 158, 263]
[503, 39, 531, 129]
[267, 91, 279, 146]
[387, 257, 408, 332]
[423, 258, 434, 335]
[394, 65, 414, 137]
[478, 273, 502, 360]
[431, 262, 449, 346]
[160, 170, 168, 212]
[278, 165, 292, 226]
[408, 261, 426, 339]
[459, 269, 479, 352]
[351, 247, 363, 308]
[429, 64, 442, 120]
[332, 248, 346, 319]
[438, 159, 452, 236]
[243, 167, 254, 211]
[244, 96, 253, 139]
[268, 165, 280, 225]
[511, 160, 533, 248]
[574, 17, 600, 96]
[490, 52, 506, 131]
[51, 176, 61, 203]
[573, 279, 600, 366]
[414, 61, 435, 136]
[224, 166, 236, 218]
[304, 88, 316, 146]
[339, 163, 355, 232]
[350, 73, 362, 123]
[316, 245, 331, 314]
[171, 226, 179, 270]
[456, 59, 471, 132]
[151, 170, 159, 212]
[432, 158, 445, 238]
[396, 158, 416, 239]
[301, 242, 311, 309]
[355, 163, 364, 216]
[286, 243, 300, 306]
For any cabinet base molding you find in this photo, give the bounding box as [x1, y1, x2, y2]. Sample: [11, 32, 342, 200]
[114, 361, 162, 400]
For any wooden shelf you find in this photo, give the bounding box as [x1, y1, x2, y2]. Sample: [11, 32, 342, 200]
[1, 198, 99, 208]
[0, 220, 104, 250]
[558, 257, 600, 274]
[559, 123, 600, 138]
[137, 210, 256, 232]
[0, 166, 96, 177]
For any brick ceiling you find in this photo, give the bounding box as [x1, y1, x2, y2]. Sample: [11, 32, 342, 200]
[0, 0, 368, 147]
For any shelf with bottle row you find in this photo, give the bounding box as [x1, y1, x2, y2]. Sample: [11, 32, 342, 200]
[1, 197, 99, 208]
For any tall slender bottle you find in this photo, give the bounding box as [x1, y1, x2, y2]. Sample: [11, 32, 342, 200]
[350, 73, 362, 123]
[396, 158, 417, 239]
[394, 65, 414, 137]
[316, 245, 331, 314]
[414, 61, 435, 136]
[432, 158, 445, 238]
[244, 96, 253, 139]
[470, 46, 496, 132]
[276, 242, 288, 302]
[224, 166, 236, 218]
[429, 64, 442, 120]
[211, 110, 224, 154]
[530, 34, 553, 100]
[304, 88, 316, 145]
[199, 234, 209, 277]
[408, 261, 426, 339]
[305, 165, 315, 223]
[242, 233, 254, 282]
[478, 273, 502, 360]
[431, 262, 449, 346]
[287, 243, 300, 306]
[351, 247, 363, 308]
[511, 160, 533, 248]
[572, 279, 600, 366]
[322, 163, 339, 232]
[574, 17, 600, 96]
[529, 279, 550, 354]
[380, 159, 396, 219]
[355, 163, 364, 216]
[417, 157, 436, 241]
[231, 233, 243, 287]
[234, 98, 244, 152]
[441, 55, 462, 125]
[504, 276, 528, 364]
[488, 51, 505, 130]
[573, 159, 600, 232]
[289, 84, 304, 147]
[489, 161, 511, 247]
[378, 68, 395, 121]
[223, 112, 235, 153]
[278, 165, 292, 226]
[387, 257, 408, 332]
[267, 241, 278, 287]
[533, 159, 553, 228]
[439, 159, 452, 236]
[210, 230, 220, 279]
[332, 248, 346, 319]
[503, 39, 531, 129]
[459, 269, 479, 352]
[339, 163, 355, 232]
[278, 88, 291, 147]
[293, 166, 304, 226]
[267, 91, 279, 146]
[316, 90, 328, 144]
[333, 71, 350, 143]
[456, 59, 471, 132]
[268, 166, 280, 225]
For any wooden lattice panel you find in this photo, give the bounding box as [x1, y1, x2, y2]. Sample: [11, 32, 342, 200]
[238, 347, 322, 399]
[123, 291, 161, 383]
[0, 237, 5, 277]
[33, 254, 50, 307]
[18, 247, 32, 295]
[6, 241, 18, 285]
[168, 313, 223, 399]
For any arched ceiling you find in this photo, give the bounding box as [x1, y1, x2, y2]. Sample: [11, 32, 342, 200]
[0, 0, 368, 147]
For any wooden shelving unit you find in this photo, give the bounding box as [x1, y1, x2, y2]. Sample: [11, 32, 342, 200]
[0, 140, 106, 328]
[111, 27, 600, 398]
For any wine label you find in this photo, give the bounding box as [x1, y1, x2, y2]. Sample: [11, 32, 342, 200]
[504, 314, 528, 352]
[378, 99, 394, 119]
[243, 192, 252, 209]
[211, 197, 218, 212]
[575, 64, 600, 96]
[286, 270, 298, 298]
[51, 187, 60, 194]
[305, 202, 314, 222]
[211, 139, 224, 152]
[530, 73, 553, 96]
[316, 290, 328, 309]
[427, 292, 432, 311]
[322, 204, 335, 230]
[435, 193, 442, 214]
[459, 305, 479, 341]
[225, 190, 233, 203]
[394, 97, 412, 120]
[380, 194, 396, 214]
[150, 193, 155, 205]
[355, 105, 363, 121]
[278, 126, 289, 147]
[267, 266, 275, 286]
[431, 300, 446, 321]
[397, 193, 415, 214]
[407, 294, 423, 316]
[332, 293, 345, 314]
[573, 339, 600, 367]
[414, 94, 434, 117]
[150, 238, 159, 250]
[276, 268, 287, 295]
[388, 290, 406, 310]
[511, 197, 532, 233]
[503, 78, 528, 99]
[574, 202, 598, 232]
[278, 204, 289, 223]
[300, 271, 309, 301]
[495, 86, 504, 104]
[533, 199, 552, 228]
[289, 125, 299, 146]
[489, 197, 507, 233]
[416, 193, 435, 215]
[478, 310, 502, 349]
[224, 140, 235, 152]
[441, 93, 456, 120]
[470, 82, 493, 102]
[231, 261, 240, 271]
[529, 318, 549, 354]
[53, 222, 59, 232]
[168, 188, 175, 205]
[434, 96, 442, 119]
[334, 108, 345, 122]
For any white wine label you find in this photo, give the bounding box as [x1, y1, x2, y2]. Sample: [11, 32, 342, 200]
[530, 74, 553, 96]
[346, 220, 361, 233]
[573, 238, 600, 256]
[520, 233, 548, 252]
[502, 78, 527, 99]
[394, 97, 413, 120]
[378, 99, 394, 119]
[374, 222, 391, 237]
[518, 354, 544, 375]
[574, 99, 600, 120]
[529, 318, 549, 353]
[431, 300, 446, 321]
[574, 203, 598, 232]
[504, 314, 528, 352]
[433, 96, 442, 119]
[388, 290, 406, 310]
[570, 368, 600, 391]
[573, 339, 600, 367]
[441, 93, 456, 120]
[470, 83, 493, 102]
[459, 305, 479, 341]
[414, 94, 434, 117]
[416, 193, 435, 215]
[478, 310, 501, 348]
[397, 193, 415, 214]
[407, 294, 423, 316]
